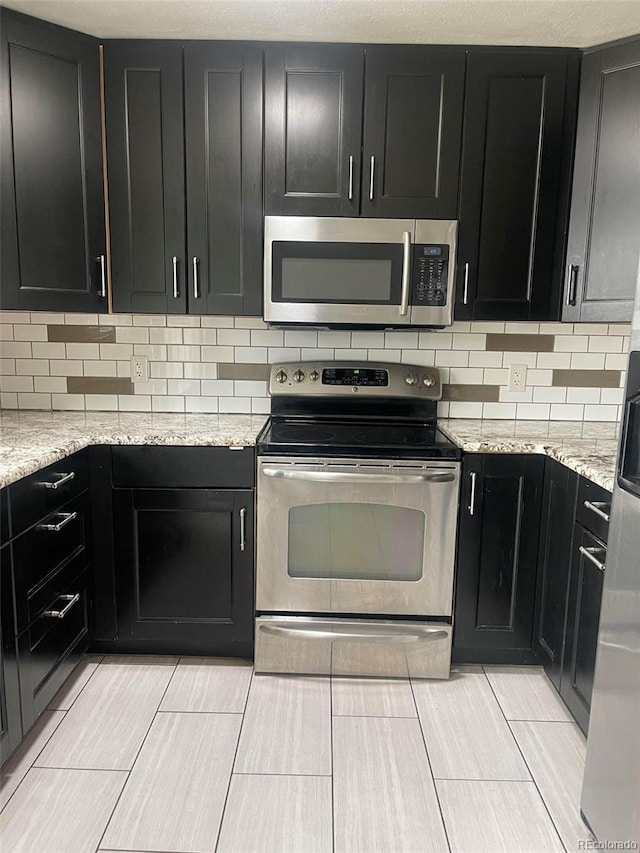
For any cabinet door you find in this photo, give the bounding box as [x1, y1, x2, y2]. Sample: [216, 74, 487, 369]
[105, 41, 186, 314]
[563, 40, 640, 322]
[1, 544, 22, 764]
[185, 43, 263, 316]
[0, 9, 106, 313]
[453, 454, 544, 663]
[114, 488, 253, 656]
[361, 47, 464, 219]
[456, 51, 578, 320]
[533, 459, 578, 689]
[561, 525, 606, 734]
[264, 44, 363, 216]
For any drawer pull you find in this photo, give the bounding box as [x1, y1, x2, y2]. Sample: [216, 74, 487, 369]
[41, 471, 75, 490]
[583, 500, 610, 522]
[43, 593, 80, 619]
[579, 546, 606, 572]
[240, 507, 247, 552]
[38, 511, 77, 532]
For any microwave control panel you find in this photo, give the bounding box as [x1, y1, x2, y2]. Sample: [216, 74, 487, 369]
[412, 245, 450, 307]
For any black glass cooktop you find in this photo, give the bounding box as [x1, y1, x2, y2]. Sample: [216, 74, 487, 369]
[257, 417, 461, 459]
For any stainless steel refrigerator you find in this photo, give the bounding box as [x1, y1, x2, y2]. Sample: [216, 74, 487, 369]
[581, 271, 640, 843]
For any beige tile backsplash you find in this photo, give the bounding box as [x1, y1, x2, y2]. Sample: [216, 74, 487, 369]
[0, 312, 630, 421]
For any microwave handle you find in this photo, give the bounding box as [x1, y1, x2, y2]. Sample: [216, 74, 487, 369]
[400, 231, 412, 316]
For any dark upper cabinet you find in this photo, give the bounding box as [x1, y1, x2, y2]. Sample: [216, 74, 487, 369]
[563, 39, 640, 323]
[264, 44, 464, 219]
[361, 47, 464, 219]
[185, 43, 263, 315]
[1, 543, 22, 765]
[105, 42, 186, 314]
[106, 41, 263, 316]
[264, 44, 364, 217]
[0, 9, 106, 313]
[453, 454, 544, 663]
[534, 458, 578, 690]
[456, 51, 579, 320]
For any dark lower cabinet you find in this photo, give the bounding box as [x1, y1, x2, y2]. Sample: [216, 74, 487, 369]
[453, 454, 544, 663]
[560, 525, 606, 734]
[534, 459, 578, 689]
[113, 487, 253, 656]
[1, 543, 22, 765]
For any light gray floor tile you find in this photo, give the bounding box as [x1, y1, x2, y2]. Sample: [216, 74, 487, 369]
[412, 671, 531, 780]
[217, 774, 332, 853]
[484, 665, 573, 721]
[159, 656, 252, 713]
[47, 655, 103, 711]
[332, 676, 416, 717]
[0, 767, 126, 853]
[101, 712, 241, 853]
[436, 779, 565, 853]
[333, 715, 448, 853]
[0, 710, 66, 811]
[510, 720, 592, 848]
[36, 657, 177, 770]
[234, 675, 331, 775]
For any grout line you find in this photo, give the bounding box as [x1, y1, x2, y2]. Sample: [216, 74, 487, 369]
[92, 658, 179, 853]
[155, 709, 245, 715]
[47, 655, 104, 714]
[331, 712, 417, 719]
[230, 770, 333, 777]
[329, 673, 335, 853]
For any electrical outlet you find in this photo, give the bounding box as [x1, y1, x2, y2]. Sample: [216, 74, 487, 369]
[508, 363, 528, 393]
[130, 355, 148, 383]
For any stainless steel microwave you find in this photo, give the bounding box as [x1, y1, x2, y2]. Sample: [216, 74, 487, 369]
[264, 216, 458, 328]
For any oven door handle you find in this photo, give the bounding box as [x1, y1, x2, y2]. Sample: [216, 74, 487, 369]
[258, 624, 448, 644]
[260, 467, 455, 484]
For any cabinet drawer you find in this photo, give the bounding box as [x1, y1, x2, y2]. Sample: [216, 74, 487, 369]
[12, 492, 89, 604]
[9, 451, 89, 536]
[576, 478, 611, 542]
[17, 549, 89, 636]
[112, 446, 255, 488]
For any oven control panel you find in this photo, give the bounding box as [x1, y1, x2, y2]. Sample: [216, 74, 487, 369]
[270, 362, 442, 399]
[412, 244, 450, 307]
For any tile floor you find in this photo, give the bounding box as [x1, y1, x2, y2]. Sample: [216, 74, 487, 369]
[0, 655, 593, 853]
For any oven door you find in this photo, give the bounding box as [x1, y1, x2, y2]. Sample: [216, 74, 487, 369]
[256, 456, 460, 617]
[264, 216, 415, 326]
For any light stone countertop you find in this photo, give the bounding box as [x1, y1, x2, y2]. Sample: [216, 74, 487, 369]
[439, 419, 619, 492]
[0, 410, 268, 489]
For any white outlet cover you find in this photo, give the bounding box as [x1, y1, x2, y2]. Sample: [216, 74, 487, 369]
[130, 354, 149, 383]
[508, 363, 528, 393]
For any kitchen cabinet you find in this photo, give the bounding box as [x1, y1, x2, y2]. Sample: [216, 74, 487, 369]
[264, 44, 464, 218]
[105, 40, 263, 316]
[0, 8, 106, 313]
[563, 38, 640, 322]
[456, 50, 579, 320]
[111, 447, 254, 656]
[453, 454, 544, 664]
[533, 458, 578, 690]
[1, 542, 22, 765]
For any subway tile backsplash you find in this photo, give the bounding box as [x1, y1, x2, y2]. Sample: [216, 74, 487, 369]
[0, 312, 630, 421]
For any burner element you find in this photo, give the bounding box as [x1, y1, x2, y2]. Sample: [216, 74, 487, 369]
[276, 425, 338, 443]
[351, 427, 430, 446]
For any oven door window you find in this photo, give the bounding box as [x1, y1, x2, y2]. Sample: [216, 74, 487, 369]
[287, 503, 425, 581]
[272, 241, 404, 305]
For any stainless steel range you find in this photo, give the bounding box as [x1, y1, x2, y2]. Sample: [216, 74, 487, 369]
[255, 361, 461, 679]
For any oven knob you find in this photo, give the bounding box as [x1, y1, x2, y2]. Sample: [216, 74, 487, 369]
[422, 374, 436, 388]
[405, 373, 418, 386]
[309, 370, 319, 381]
[293, 369, 305, 383]
[275, 370, 288, 384]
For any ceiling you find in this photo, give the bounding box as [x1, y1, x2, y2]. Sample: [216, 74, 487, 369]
[2, 0, 640, 48]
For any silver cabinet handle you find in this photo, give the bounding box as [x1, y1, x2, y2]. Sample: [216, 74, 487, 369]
[469, 471, 477, 516]
[261, 467, 455, 484]
[369, 155, 375, 201]
[583, 500, 610, 522]
[44, 593, 80, 619]
[463, 262, 470, 305]
[566, 264, 579, 306]
[579, 546, 606, 572]
[172, 256, 179, 298]
[97, 255, 107, 298]
[400, 231, 411, 316]
[259, 624, 448, 644]
[348, 155, 354, 201]
[193, 256, 200, 299]
[38, 511, 77, 532]
[239, 507, 247, 552]
[41, 471, 75, 490]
